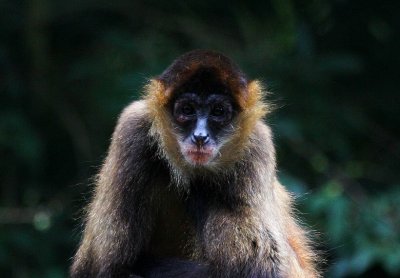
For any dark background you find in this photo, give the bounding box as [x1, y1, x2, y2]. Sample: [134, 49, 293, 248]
[1, 0, 399, 277]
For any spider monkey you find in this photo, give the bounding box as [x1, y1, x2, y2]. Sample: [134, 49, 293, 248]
[71, 50, 319, 277]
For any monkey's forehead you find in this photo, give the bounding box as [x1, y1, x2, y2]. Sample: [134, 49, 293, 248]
[157, 50, 248, 106]
[159, 50, 247, 90]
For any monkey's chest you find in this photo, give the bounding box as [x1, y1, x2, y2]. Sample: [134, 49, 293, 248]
[147, 188, 194, 259]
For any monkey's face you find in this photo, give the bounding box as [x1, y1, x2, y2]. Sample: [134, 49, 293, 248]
[171, 92, 237, 166]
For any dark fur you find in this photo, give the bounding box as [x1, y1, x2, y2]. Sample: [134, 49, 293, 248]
[71, 50, 318, 278]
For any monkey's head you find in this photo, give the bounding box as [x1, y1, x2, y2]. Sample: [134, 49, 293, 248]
[169, 70, 238, 165]
[147, 50, 268, 170]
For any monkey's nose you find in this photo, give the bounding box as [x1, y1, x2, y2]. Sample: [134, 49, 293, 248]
[191, 134, 210, 146]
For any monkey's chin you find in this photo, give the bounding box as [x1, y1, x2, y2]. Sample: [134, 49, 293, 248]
[184, 149, 214, 165]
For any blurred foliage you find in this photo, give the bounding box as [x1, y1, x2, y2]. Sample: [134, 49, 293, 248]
[0, 0, 399, 277]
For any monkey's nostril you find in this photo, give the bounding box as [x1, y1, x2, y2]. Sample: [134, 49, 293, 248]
[192, 134, 210, 146]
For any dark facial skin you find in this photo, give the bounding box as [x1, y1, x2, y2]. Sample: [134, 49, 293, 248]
[172, 92, 236, 165]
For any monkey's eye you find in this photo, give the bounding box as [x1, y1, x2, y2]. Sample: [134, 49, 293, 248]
[210, 105, 225, 117]
[181, 104, 195, 116]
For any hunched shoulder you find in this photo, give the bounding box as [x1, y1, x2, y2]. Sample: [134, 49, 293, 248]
[112, 100, 158, 159]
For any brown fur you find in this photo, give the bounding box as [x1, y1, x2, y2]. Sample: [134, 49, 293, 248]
[71, 50, 319, 278]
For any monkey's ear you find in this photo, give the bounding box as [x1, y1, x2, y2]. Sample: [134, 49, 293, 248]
[239, 80, 267, 110]
[145, 78, 170, 106]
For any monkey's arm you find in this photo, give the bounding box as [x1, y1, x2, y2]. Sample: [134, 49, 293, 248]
[201, 191, 317, 278]
[71, 101, 165, 277]
[200, 206, 280, 277]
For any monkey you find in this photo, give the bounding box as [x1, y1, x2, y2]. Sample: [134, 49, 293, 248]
[70, 50, 319, 278]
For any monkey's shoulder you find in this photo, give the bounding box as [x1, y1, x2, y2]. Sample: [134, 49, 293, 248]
[110, 100, 156, 154]
[246, 121, 274, 151]
[113, 100, 151, 134]
[118, 99, 150, 125]
[253, 121, 273, 138]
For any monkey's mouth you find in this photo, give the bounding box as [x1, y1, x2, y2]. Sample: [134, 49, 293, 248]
[185, 149, 214, 165]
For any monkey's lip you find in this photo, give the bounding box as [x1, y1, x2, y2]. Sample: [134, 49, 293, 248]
[185, 149, 213, 164]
